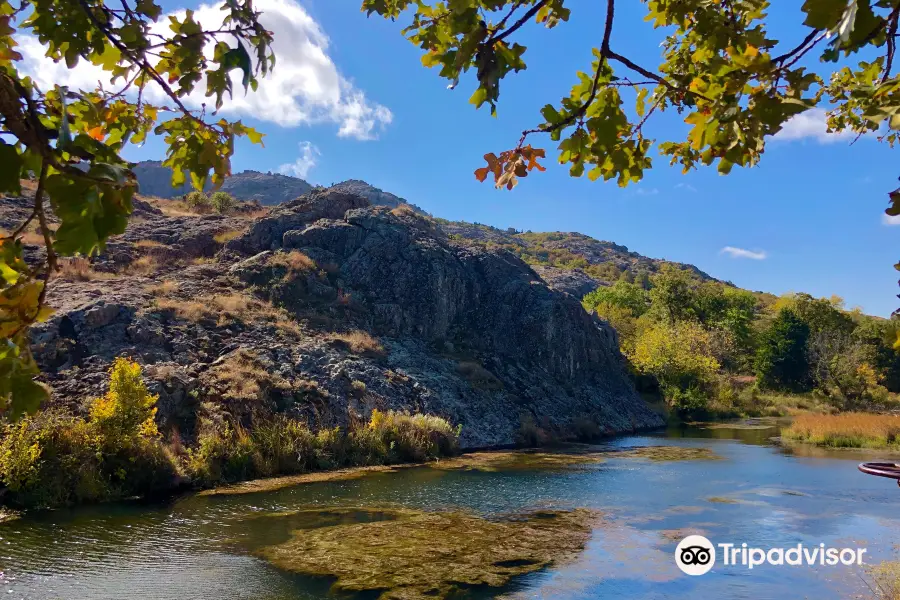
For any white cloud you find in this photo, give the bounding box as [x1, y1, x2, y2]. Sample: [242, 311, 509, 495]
[721, 246, 767, 260]
[634, 187, 659, 196]
[14, 0, 391, 140]
[883, 213, 900, 226]
[774, 108, 854, 145]
[675, 183, 697, 192]
[279, 141, 320, 178]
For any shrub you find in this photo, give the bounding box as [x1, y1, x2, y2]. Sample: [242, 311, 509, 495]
[209, 191, 237, 214]
[185, 191, 211, 212]
[516, 413, 550, 447]
[364, 409, 460, 463]
[90, 357, 160, 439]
[0, 411, 106, 509]
[188, 421, 258, 486]
[0, 358, 178, 508]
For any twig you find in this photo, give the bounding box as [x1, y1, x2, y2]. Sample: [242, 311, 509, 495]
[492, 0, 550, 44]
[33, 162, 54, 275]
[772, 29, 821, 64]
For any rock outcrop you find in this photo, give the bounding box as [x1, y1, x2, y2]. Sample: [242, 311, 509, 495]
[27, 187, 663, 448]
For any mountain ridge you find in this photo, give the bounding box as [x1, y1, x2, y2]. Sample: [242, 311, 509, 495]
[133, 160, 724, 300]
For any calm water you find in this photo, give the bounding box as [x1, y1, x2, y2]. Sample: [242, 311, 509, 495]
[3, 421, 900, 599]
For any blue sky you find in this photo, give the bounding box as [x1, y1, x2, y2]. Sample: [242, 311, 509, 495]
[22, 0, 898, 316]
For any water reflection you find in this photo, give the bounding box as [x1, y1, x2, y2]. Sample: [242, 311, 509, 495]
[2, 421, 899, 599]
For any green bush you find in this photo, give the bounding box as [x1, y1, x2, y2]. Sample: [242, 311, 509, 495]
[185, 191, 211, 212]
[209, 191, 237, 214]
[0, 411, 106, 509]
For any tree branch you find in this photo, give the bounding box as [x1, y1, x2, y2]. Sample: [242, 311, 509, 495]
[772, 28, 821, 64]
[76, 0, 204, 128]
[492, 0, 550, 44]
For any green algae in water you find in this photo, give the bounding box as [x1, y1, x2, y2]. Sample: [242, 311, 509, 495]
[610, 446, 721, 462]
[197, 465, 403, 497]
[256, 507, 600, 599]
[428, 450, 607, 472]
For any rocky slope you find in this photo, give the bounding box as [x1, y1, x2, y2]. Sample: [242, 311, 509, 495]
[18, 187, 663, 448]
[441, 222, 716, 298]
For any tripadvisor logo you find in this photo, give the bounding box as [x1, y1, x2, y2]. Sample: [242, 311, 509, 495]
[675, 535, 868, 576]
[676, 535, 715, 576]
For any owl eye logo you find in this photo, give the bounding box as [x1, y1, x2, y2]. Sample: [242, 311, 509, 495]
[680, 545, 712, 566]
[675, 535, 715, 575]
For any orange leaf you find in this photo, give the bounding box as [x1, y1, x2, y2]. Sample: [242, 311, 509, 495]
[87, 126, 105, 141]
[474, 167, 490, 182]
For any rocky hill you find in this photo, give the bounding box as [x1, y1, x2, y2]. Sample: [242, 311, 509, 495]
[440, 221, 716, 298]
[133, 160, 314, 204]
[14, 186, 663, 448]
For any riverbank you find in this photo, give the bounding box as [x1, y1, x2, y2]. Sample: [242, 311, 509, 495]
[0, 359, 462, 511]
[2, 423, 896, 600]
[782, 412, 900, 450]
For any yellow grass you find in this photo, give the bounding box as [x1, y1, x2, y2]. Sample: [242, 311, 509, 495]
[214, 229, 242, 244]
[270, 250, 317, 274]
[134, 239, 166, 249]
[57, 258, 114, 281]
[123, 255, 161, 275]
[155, 293, 301, 333]
[783, 412, 900, 449]
[145, 280, 178, 296]
[330, 330, 384, 355]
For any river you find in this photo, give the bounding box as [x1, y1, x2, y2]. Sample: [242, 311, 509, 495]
[2, 420, 899, 599]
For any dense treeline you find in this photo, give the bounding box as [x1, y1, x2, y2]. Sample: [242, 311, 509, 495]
[583, 266, 900, 418]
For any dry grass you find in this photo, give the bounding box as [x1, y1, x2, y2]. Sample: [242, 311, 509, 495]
[207, 349, 292, 401]
[868, 560, 900, 600]
[134, 239, 166, 249]
[153, 198, 200, 217]
[783, 412, 900, 449]
[274, 317, 303, 337]
[269, 250, 317, 275]
[155, 292, 302, 333]
[122, 255, 162, 276]
[145, 280, 178, 296]
[214, 229, 242, 244]
[390, 204, 418, 217]
[330, 330, 384, 356]
[57, 258, 114, 281]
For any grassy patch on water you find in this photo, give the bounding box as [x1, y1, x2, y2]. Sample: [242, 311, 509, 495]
[257, 507, 600, 599]
[782, 413, 900, 449]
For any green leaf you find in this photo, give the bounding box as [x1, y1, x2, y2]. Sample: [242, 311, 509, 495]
[57, 87, 72, 150]
[222, 42, 253, 92]
[0, 141, 22, 194]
